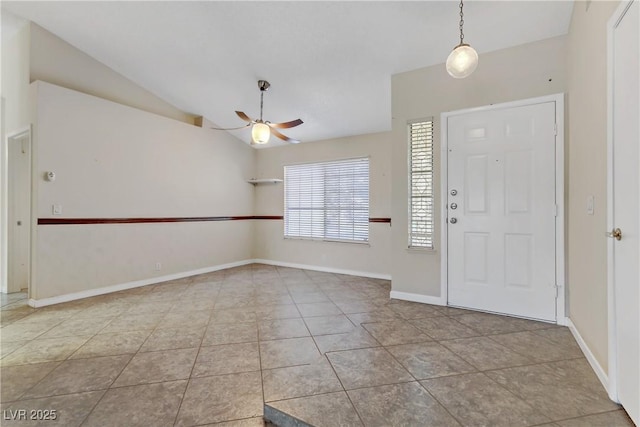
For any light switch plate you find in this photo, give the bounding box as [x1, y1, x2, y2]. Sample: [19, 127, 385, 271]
[52, 204, 62, 215]
[586, 196, 594, 215]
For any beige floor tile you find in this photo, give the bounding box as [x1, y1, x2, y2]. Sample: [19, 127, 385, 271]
[2, 336, 91, 366]
[0, 321, 57, 342]
[140, 326, 205, 352]
[326, 347, 413, 390]
[440, 336, 533, 370]
[422, 372, 550, 426]
[489, 331, 584, 362]
[83, 380, 186, 427]
[211, 308, 257, 323]
[313, 327, 380, 354]
[201, 417, 271, 427]
[22, 354, 131, 398]
[258, 318, 309, 340]
[70, 330, 151, 359]
[1, 390, 105, 427]
[347, 308, 400, 325]
[486, 364, 619, 420]
[386, 341, 476, 380]
[454, 312, 551, 335]
[289, 292, 330, 304]
[556, 410, 635, 426]
[113, 347, 198, 387]
[388, 301, 444, 319]
[99, 312, 163, 334]
[176, 371, 263, 426]
[304, 315, 355, 336]
[409, 316, 481, 340]
[348, 381, 460, 427]
[0, 341, 28, 360]
[39, 316, 114, 339]
[361, 320, 431, 346]
[260, 337, 321, 369]
[265, 391, 362, 427]
[202, 322, 258, 346]
[0, 362, 60, 402]
[333, 300, 381, 314]
[254, 304, 300, 320]
[262, 358, 343, 402]
[157, 309, 212, 329]
[532, 327, 582, 352]
[192, 342, 260, 377]
[296, 302, 342, 318]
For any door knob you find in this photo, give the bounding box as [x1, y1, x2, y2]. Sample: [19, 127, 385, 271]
[449, 218, 457, 224]
[606, 228, 622, 241]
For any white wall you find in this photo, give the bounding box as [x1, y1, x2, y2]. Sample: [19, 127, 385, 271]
[566, 0, 620, 374]
[29, 24, 194, 125]
[390, 35, 568, 298]
[253, 132, 392, 278]
[31, 81, 255, 300]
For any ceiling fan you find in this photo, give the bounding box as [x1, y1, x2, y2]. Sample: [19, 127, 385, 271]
[212, 80, 303, 145]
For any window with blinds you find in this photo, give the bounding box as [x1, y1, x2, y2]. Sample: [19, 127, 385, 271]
[409, 119, 434, 249]
[284, 158, 369, 243]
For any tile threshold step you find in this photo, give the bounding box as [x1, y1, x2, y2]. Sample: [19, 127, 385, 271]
[264, 403, 314, 427]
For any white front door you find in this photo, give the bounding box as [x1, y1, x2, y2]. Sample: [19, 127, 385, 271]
[446, 101, 557, 321]
[609, 1, 639, 423]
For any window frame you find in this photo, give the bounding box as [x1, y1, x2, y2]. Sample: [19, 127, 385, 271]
[408, 118, 435, 250]
[283, 156, 370, 244]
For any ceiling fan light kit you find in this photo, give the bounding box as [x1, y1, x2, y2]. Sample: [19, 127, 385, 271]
[211, 80, 303, 145]
[446, 0, 478, 79]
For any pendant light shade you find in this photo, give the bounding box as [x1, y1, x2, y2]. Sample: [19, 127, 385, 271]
[446, 43, 478, 79]
[252, 122, 271, 144]
[446, 0, 478, 79]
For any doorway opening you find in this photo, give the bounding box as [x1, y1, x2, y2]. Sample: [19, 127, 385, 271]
[3, 127, 32, 298]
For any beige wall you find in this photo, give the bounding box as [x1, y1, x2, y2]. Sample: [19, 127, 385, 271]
[391, 35, 568, 297]
[253, 132, 392, 277]
[29, 24, 194, 125]
[566, 0, 619, 373]
[31, 81, 255, 299]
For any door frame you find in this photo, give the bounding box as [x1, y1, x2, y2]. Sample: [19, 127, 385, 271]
[440, 93, 566, 323]
[2, 125, 33, 294]
[606, 0, 637, 404]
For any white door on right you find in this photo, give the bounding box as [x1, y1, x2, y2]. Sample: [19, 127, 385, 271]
[447, 101, 557, 322]
[610, 0, 639, 423]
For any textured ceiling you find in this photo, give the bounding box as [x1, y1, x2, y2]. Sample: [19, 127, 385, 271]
[2, 1, 573, 145]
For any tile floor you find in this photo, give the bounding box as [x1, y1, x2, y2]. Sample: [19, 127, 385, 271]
[0, 264, 634, 427]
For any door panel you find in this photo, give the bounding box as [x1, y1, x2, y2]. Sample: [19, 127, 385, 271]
[611, 1, 639, 423]
[447, 102, 557, 321]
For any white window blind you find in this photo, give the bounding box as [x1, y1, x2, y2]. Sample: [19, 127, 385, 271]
[284, 158, 369, 243]
[409, 119, 434, 249]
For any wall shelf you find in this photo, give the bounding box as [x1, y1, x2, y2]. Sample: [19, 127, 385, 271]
[247, 178, 283, 185]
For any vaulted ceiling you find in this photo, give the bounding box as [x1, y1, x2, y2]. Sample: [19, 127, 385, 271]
[3, 1, 573, 144]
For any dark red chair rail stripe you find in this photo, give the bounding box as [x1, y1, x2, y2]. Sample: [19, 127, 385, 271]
[38, 216, 391, 225]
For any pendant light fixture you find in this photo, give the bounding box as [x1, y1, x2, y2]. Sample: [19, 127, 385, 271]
[252, 81, 271, 144]
[446, 0, 478, 79]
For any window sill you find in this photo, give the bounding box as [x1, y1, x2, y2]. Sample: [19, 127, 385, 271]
[406, 247, 437, 254]
[284, 237, 370, 246]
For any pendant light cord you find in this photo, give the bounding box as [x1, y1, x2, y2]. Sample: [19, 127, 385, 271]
[259, 91, 264, 122]
[459, 0, 465, 45]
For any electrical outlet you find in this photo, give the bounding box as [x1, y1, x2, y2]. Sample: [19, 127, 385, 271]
[155, 262, 162, 271]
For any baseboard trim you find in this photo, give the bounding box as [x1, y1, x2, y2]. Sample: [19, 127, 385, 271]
[28, 259, 254, 308]
[565, 317, 609, 393]
[389, 290, 445, 306]
[252, 259, 391, 281]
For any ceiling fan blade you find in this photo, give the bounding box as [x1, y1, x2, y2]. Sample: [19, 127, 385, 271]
[235, 111, 254, 123]
[210, 123, 251, 131]
[271, 128, 300, 144]
[268, 118, 304, 129]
